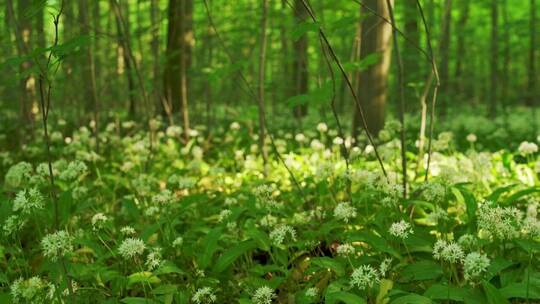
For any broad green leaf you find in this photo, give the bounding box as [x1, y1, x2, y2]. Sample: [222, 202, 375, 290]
[399, 261, 443, 282]
[482, 280, 510, 304]
[499, 282, 540, 299]
[310, 257, 345, 277]
[391, 294, 432, 304]
[120, 297, 159, 304]
[127, 271, 160, 286]
[503, 187, 540, 205]
[199, 228, 222, 269]
[376, 279, 393, 304]
[213, 240, 257, 273]
[326, 291, 367, 304]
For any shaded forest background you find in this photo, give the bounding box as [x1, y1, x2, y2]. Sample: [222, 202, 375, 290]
[0, 0, 538, 144]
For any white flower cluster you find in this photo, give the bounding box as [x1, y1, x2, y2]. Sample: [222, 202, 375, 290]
[389, 220, 413, 239]
[146, 247, 163, 270]
[91, 213, 108, 230]
[120, 226, 136, 235]
[41, 230, 74, 261]
[477, 203, 522, 240]
[218, 209, 232, 223]
[466, 133, 477, 143]
[152, 189, 175, 205]
[269, 224, 297, 245]
[192, 287, 217, 304]
[252, 286, 276, 304]
[10, 276, 55, 304]
[333, 202, 357, 223]
[305, 287, 319, 298]
[422, 182, 446, 202]
[336, 243, 356, 256]
[518, 141, 538, 155]
[59, 160, 87, 181]
[463, 252, 490, 281]
[118, 238, 146, 259]
[4, 162, 32, 188]
[432, 240, 465, 263]
[12, 188, 44, 214]
[350, 265, 380, 290]
[172, 236, 184, 248]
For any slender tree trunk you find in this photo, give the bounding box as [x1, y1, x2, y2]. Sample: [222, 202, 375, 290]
[258, 0, 269, 175]
[7, 0, 35, 126]
[403, 0, 420, 109]
[489, 0, 499, 117]
[527, 0, 537, 106]
[292, 0, 309, 121]
[80, 0, 100, 151]
[501, 0, 510, 110]
[150, 0, 163, 116]
[352, 0, 393, 138]
[438, 0, 452, 116]
[453, 0, 469, 98]
[164, 0, 192, 139]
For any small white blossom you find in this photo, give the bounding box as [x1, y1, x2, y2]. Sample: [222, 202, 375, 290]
[146, 248, 162, 270]
[252, 286, 276, 304]
[464, 252, 490, 281]
[389, 220, 413, 239]
[305, 287, 319, 298]
[333, 202, 357, 223]
[466, 134, 477, 143]
[518, 141, 538, 155]
[91, 213, 108, 230]
[269, 225, 296, 245]
[120, 226, 136, 235]
[433, 240, 464, 263]
[336, 243, 356, 256]
[350, 265, 380, 290]
[41, 230, 74, 261]
[192, 287, 217, 304]
[118, 238, 146, 259]
[317, 123, 328, 133]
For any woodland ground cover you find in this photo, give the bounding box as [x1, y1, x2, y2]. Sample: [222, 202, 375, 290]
[0, 111, 539, 304]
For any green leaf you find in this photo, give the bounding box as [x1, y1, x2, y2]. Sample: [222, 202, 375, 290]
[127, 271, 161, 286]
[423, 284, 469, 301]
[199, 228, 222, 269]
[310, 257, 346, 277]
[246, 227, 271, 251]
[213, 240, 257, 273]
[499, 282, 540, 299]
[399, 261, 443, 282]
[120, 297, 159, 304]
[452, 186, 477, 230]
[486, 184, 517, 203]
[482, 280, 510, 304]
[326, 291, 367, 304]
[391, 294, 432, 304]
[376, 279, 393, 304]
[155, 261, 184, 275]
[347, 231, 401, 258]
[502, 187, 540, 205]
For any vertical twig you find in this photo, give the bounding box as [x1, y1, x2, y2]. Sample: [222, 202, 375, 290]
[415, 0, 440, 182]
[37, 1, 75, 300]
[385, 0, 407, 198]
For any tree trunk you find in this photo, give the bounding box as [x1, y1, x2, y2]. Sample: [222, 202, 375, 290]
[438, 0, 452, 115]
[292, 0, 309, 120]
[489, 0, 499, 117]
[164, 0, 192, 138]
[402, 0, 420, 109]
[453, 0, 470, 98]
[7, 0, 35, 125]
[150, 0, 163, 115]
[501, 0, 510, 105]
[527, 0, 537, 106]
[352, 0, 393, 138]
[258, 0, 269, 175]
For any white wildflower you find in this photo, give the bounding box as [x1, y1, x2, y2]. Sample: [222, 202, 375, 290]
[333, 202, 357, 223]
[41, 230, 74, 261]
[463, 252, 490, 281]
[317, 123, 328, 133]
[252, 286, 276, 304]
[336, 243, 356, 256]
[269, 225, 296, 245]
[192, 287, 217, 304]
[118, 238, 146, 259]
[12, 188, 44, 214]
[350, 265, 380, 290]
[389, 220, 413, 239]
[518, 141, 538, 155]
